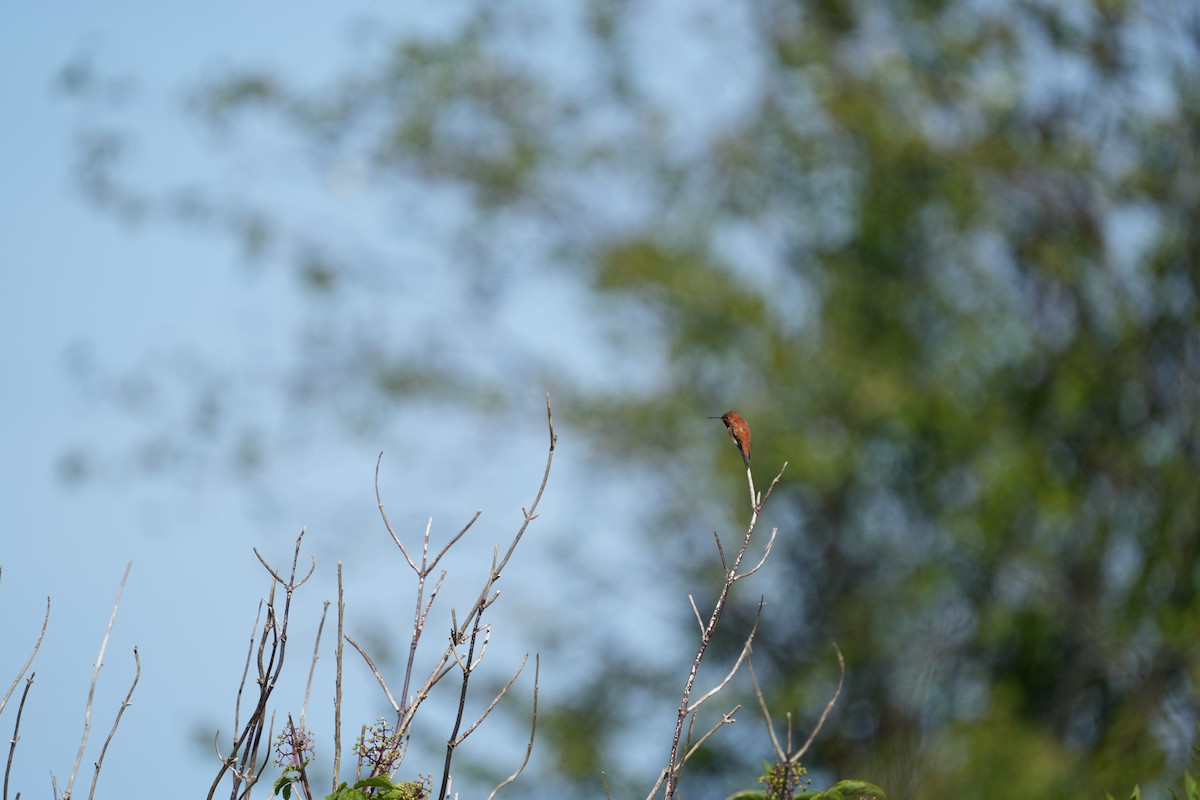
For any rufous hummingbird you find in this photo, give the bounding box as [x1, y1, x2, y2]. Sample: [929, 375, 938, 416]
[710, 411, 751, 468]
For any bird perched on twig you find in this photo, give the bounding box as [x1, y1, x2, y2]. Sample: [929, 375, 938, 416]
[709, 411, 751, 468]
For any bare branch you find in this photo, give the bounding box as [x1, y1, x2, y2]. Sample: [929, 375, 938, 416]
[737, 528, 779, 579]
[1, 597, 49, 717]
[343, 635, 401, 716]
[681, 706, 741, 764]
[458, 395, 557, 635]
[399, 516, 439, 718]
[455, 653, 528, 745]
[87, 646, 140, 800]
[437, 598, 487, 800]
[333, 563, 345, 793]
[663, 459, 786, 798]
[467, 628, 492, 673]
[376, 452, 419, 572]
[486, 654, 539, 800]
[746, 657, 785, 762]
[644, 768, 669, 800]
[300, 601, 331, 729]
[253, 538, 316, 590]
[209, 531, 309, 800]
[688, 595, 705, 637]
[758, 462, 788, 509]
[428, 511, 482, 573]
[4, 672, 35, 800]
[65, 561, 132, 800]
[711, 532, 728, 572]
[745, 462, 756, 511]
[690, 604, 761, 713]
[793, 643, 845, 762]
[230, 601, 263, 757]
[377, 449, 480, 723]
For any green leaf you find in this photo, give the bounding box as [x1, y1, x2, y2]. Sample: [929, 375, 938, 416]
[272, 775, 294, 799]
[824, 780, 886, 800]
[324, 785, 370, 800]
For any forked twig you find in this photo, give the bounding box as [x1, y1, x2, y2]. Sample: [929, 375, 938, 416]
[793, 644, 845, 762]
[62, 561, 132, 800]
[689, 604, 762, 713]
[746, 656, 784, 762]
[688, 595, 705, 636]
[208, 531, 310, 800]
[438, 594, 487, 800]
[350, 395, 558, 792]
[487, 655, 539, 800]
[662, 462, 787, 798]
[738, 528, 779, 579]
[343, 635, 401, 716]
[746, 642, 846, 765]
[87, 646, 140, 800]
[455, 653, 529, 744]
[681, 705, 741, 763]
[4, 673, 35, 800]
[336, 396, 557, 795]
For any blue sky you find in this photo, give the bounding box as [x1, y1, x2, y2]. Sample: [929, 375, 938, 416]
[0, 1, 807, 796]
[0, 4, 706, 796]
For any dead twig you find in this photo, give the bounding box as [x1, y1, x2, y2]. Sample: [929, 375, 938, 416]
[341, 396, 557, 793]
[4, 673, 35, 800]
[745, 641, 846, 766]
[487, 655, 539, 800]
[301, 602, 330, 729]
[87, 646, 140, 800]
[661, 462, 787, 799]
[689, 603, 762, 713]
[438, 588, 491, 800]
[208, 531, 310, 800]
[793, 644, 845, 762]
[333, 562, 345, 793]
[351, 395, 559, 790]
[681, 705, 741, 763]
[1, 597, 49, 717]
[343, 635, 401, 717]
[61, 561, 132, 800]
[455, 653, 529, 745]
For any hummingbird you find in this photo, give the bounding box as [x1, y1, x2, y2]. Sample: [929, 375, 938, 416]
[710, 411, 751, 468]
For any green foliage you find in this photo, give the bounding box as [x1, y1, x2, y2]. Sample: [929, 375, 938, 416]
[1182, 770, 1200, 800]
[324, 774, 431, 800]
[795, 780, 886, 800]
[1110, 744, 1200, 800]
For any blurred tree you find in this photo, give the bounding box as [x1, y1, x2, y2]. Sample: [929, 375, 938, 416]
[61, 1, 1200, 798]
